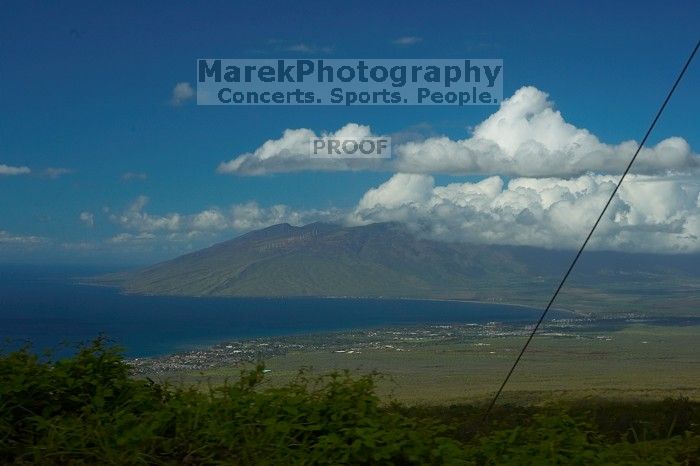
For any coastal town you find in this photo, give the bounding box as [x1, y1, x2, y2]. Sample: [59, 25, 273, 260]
[128, 314, 633, 376]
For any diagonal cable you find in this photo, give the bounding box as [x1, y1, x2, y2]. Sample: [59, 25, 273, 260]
[482, 38, 700, 422]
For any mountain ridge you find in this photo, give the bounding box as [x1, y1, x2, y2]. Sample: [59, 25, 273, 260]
[99, 222, 530, 299]
[96, 222, 700, 312]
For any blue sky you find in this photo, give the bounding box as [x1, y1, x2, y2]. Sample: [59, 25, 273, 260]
[1, 0, 699, 264]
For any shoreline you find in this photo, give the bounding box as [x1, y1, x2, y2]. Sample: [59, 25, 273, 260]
[80, 278, 585, 317]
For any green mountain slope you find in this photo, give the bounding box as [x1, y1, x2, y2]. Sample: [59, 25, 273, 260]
[97, 221, 700, 313]
[100, 222, 529, 299]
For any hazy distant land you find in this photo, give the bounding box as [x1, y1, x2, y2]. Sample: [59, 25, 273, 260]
[95, 222, 700, 316]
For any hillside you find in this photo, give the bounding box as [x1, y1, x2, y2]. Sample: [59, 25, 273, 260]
[98, 222, 700, 311]
[100, 222, 533, 299]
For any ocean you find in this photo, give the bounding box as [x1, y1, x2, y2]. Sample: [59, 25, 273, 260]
[1, 265, 550, 357]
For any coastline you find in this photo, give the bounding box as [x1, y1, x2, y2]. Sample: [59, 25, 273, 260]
[80, 277, 585, 317]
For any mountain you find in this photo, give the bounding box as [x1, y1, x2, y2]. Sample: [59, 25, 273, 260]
[97, 222, 700, 312]
[98, 222, 533, 299]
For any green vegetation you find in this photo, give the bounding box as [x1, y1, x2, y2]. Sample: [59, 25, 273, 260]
[169, 323, 700, 404]
[2, 340, 700, 465]
[96, 221, 700, 315]
[98, 222, 530, 300]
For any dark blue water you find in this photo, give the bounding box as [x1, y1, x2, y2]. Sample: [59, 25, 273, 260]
[0, 265, 548, 357]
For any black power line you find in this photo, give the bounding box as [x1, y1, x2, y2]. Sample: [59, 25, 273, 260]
[482, 38, 700, 422]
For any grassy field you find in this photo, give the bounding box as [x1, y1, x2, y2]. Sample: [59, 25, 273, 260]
[163, 323, 700, 404]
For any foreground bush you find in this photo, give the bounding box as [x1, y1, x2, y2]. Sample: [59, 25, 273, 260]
[0, 340, 463, 465]
[1, 340, 698, 465]
[466, 414, 700, 465]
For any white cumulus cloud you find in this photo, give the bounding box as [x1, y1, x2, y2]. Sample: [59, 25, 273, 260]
[170, 82, 195, 106]
[217, 86, 697, 177]
[396, 87, 696, 177]
[110, 196, 341, 239]
[392, 36, 423, 45]
[348, 173, 700, 254]
[218, 123, 386, 175]
[0, 164, 30, 176]
[108, 232, 156, 244]
[43, 167, 74, 179]
[122, 171, 147, 181]
[111, 196, 183, 232]
[79, 211, 94, 227]
[0, 230, 45, 244]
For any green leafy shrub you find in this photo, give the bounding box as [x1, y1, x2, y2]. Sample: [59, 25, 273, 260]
[0, 340, 463, 465]
[1, 340, 699, 465]
[466, 414, 700, 465]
